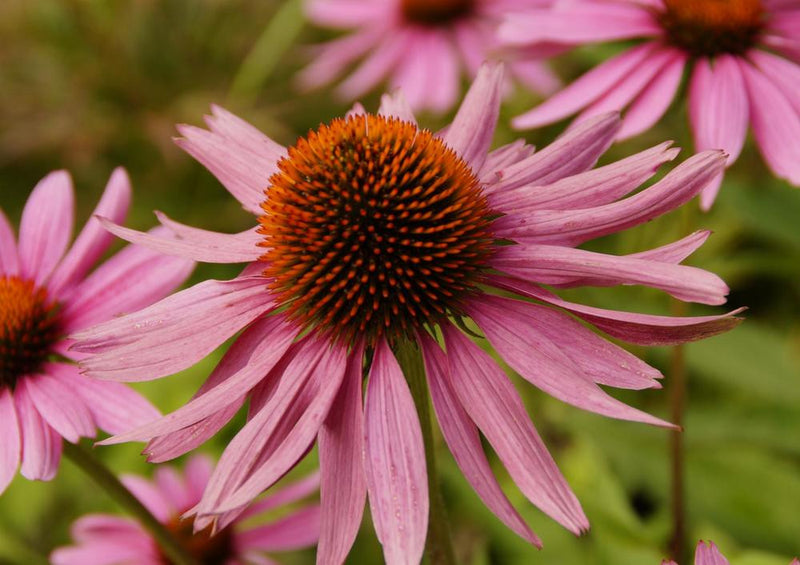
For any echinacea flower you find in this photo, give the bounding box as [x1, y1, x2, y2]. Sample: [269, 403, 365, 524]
[74, 64, 743, 565]
[299, 0, 560, 113]
[500, 0, 800, 208]
[0, 169, 193, 495]
[50, 455, 320, 565]
[662, 540, 800, 565]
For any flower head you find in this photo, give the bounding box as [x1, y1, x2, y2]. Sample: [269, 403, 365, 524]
[75, 64, 743, 565]
[0, 170, 193, 494]
[500, 0, 800, 208]
[50, 455, 320, 565]
[662, 540, 800, 565]
[299, 0, 560, 113]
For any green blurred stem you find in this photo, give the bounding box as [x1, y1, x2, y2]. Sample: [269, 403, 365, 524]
[63, 442, 198, 565]
[668, 300, 687, 563]
[396, 341, 458, 565]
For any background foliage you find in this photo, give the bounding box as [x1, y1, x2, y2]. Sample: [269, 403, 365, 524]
[1, 1, 798, 563]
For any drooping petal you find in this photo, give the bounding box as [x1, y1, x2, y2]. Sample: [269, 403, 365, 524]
[0, 209, 19, 277]
[442, 324, 588, 534]
[336, 30, 409, 101]
[61, 228, 194, 333]
[240, 472, 321, 520]
[488, 142, 677, 212]
[469, 299, 671, 426]
[73, 276, 274, 381]
[317, 345, 367, 565]
[144, 405, 240, 463]
[738, 58, 800, 185]
[511, 43, 657, 129]
[239, 506, 321, 552]
[494, 150, 726, 246]
[121, 475, 172, 521]
[492, 243, 729, 305]
[95, 216, 262, 263]
[25, 368, 95, 443]
[18, 171, 74, 286]
[48, 167, 131, 295]
[490, 276, 745, 346]
[442, 61, 504, 172]
[0, 388, 21, 493]
[99, 314, 296, 445]
[297, 28, 384, 91]
[155, 465, 194, 514]
[419, 333, 540, 546]
[486, 113, 621, 195]
[16, 384, 62, 481]
[363, 339, 428, 565]
[214, 341, 349, 514]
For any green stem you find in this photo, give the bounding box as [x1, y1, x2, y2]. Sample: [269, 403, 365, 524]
[63, 442, 198, 565]
[395, 341, 458, 565]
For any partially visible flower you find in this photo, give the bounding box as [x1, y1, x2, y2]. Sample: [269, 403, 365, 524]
[51, 455, 320, 565]
[75, 64, 742, 565]
[662, 540, 800, 565]
[0, 169, 193, 494]
[500, 0, 800, 208]
[299, 0, 560, 113]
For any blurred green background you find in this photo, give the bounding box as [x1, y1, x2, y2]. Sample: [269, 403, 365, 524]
[1, 1, 799, 564]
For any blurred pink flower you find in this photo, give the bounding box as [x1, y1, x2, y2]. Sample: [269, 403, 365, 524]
[74, 64, 742, 565]
[500, 0, 800, 209]
[299, 0, 560, 113]
[662, 540, 800, 565]
[0, 169, 193, 495]
[51, 455, 320, 565]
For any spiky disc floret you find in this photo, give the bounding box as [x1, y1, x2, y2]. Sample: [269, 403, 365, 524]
[259, 114, 496, 346]
[659, 0, 764, 57]
[0, 276, 60, 388]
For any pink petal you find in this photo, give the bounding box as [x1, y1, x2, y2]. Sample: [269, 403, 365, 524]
[121, 475, 173, 521]
[442, 324, 588, 534]
[419, 333, 540, 545]
[184, 454, 214, 498]
[18, 170, 75, 286]
[479, 140, 536, 184]
[490, 276, 745, 346]
[499, 4, 658, 45]
[73, 276, 274, 381]
[25, 368, 95, 443]
[336, 30, 409, 101]
[238, 506, 321, 552]
[144, 404, 241, 463]
[61, 227, 194, 333]
[469, 298, 671, 426]
[442, 62, 504, 172]
[377, 91, 417, 124]
[70, 514, 143, 543]
[70, 376, 161, 437]
[489, 142, 679, 212]
[96, 216, 262, 263]
[0, 388, 21, 494]
[48, 167, 131, 295]
[622, 231, 711, 265]
[394, 32, 459, 114]
[297, 28, 384, 91]
[205, 105, 286, 163]
[305, 0, 388, 27]
[695, 540, 729, 565]
[16, 384, 62, 481]
[509, 59, 562, 97]
[214, 341, 349, 514]
[317, 346, 367, 565]
[689, 56, 749, 165]
[738, 58, 800, 185]
[486, 113, 621, 196]
[749, 50, 800, 117]
[174, 115, 283, 216]
[51, 535, 157, 565]
[100, 314, 297, 445]
[241, 472, 321, 520]
[0, 209, 20, 277]
[472, 295, 662, 390]
[363, 339, 428, 565]
[194, 336, 332, 516]
[494, 150, 726, 246]
[618, 50, 686, 140]
[512, 43, 658, 129]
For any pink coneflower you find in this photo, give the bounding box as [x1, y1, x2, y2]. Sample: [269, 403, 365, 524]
[75, 64, 742, 565]
[0, 169, 193, 495]
[662, 540, 800, 565]
[500, 0, 800, 209]
[298, 0, 560, 113]
[51, 455, 320, 565]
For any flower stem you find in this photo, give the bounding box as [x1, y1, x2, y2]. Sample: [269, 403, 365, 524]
[395, 340, 458, 565]
[63, 441, 198, 565]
